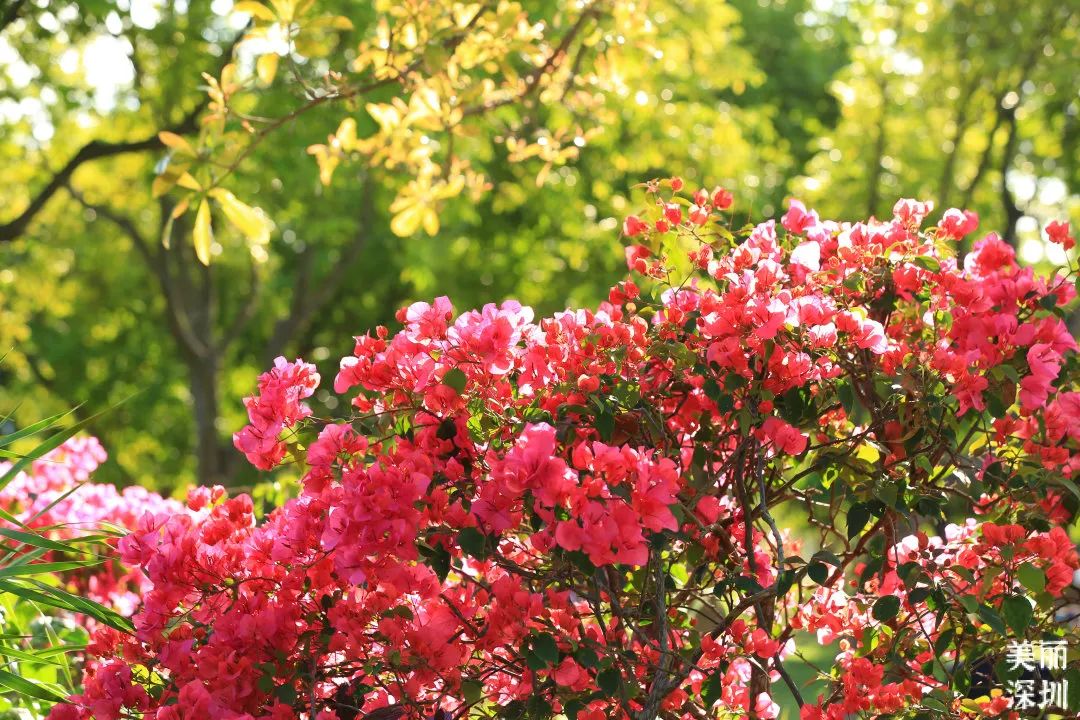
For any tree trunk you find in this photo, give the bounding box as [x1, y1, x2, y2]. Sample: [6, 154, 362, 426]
[189, 354, 227, 486]
[998, 104, 1023, 247]
[865, 71, 890, 219]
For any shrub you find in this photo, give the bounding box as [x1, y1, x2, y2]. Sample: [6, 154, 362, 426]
[50, 183, 1080, 720]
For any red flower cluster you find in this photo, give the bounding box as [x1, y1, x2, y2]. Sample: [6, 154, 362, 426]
[50, 181, 1080, 720]
[233, 357, 321, 469]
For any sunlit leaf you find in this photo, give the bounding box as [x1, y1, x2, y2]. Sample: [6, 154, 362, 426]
[152, 164, 192, 197]
[306, 15, 354, 31]
[335, 118, 357, 148]
[256, 53, 279, 85]
[234, 0, 276, 20]
[390, 201, 426, 237]
[158, 131, 196, 156]
[209, 188, 272, 247]
[194, 198, 214, 265]
[177, 172, 202, 192]
[307, 144, 339, 186]
[366, 103, 401, 133]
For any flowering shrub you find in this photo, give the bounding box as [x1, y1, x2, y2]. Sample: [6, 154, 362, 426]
[50, 183, 1080, 720]
[0, 436, 184, 613]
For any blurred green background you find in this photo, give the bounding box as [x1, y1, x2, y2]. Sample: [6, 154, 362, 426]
[0, 0, 1076, 497]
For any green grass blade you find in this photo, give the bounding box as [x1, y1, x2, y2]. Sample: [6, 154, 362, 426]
[0, 409, 79, 449]
[0, 559, 101, 579]
[0, 668, 68, 702]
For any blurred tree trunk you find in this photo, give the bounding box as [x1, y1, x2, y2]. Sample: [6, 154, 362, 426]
[998, 102, 1023, 247]
[864, 69, 889, 219]
[190, 354, 227, 485]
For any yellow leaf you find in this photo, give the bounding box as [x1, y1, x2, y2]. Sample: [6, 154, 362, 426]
[421, 207, 439, 236]
[234, 1, 276, 20]
[307, 144, 339, 185]
[390, 202, 424, 237]
[171, 197, 190, 219]
[177, 172, 202, 191]
[151, 174, 175, 198]
[151, 164, 191, 197]
[454, 4, 481, 28]
[535, 162, 551, 187]
[269, 0, 297, 21]
[194, 199, 213, 265]
[209, 189, 271, 246]
[221, 63, 237, 89]
[400, 22, 418, 50]
[365, 103, 400, 133]
[292, 32, 329, 58]
[855, 443, 881, 463]
[335, 117, 357, 149]
[306, 15, 354, 31]
[208, 190, 264, 237]
[407, 86, 441, 124]
[158, 131, 195, 156]
[256, 53, 279, 85]
[438, 174, 466, 199]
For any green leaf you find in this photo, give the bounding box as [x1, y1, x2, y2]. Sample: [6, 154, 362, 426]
[1017, 563, 1046, 594]
[0, 409, 78, 448]
[574, 646, 599, 668]
[0, 579, 135, 634]
[419, 542, 450, 583]
[595, 409, 615, 442]
[525, 649, 547, 671]
[778, 387, 810, 424]
[0, 559, 101, 578]
[922, 697, 948, 712]
[275, 682, 298, 705]
[909, 587, 931, 604]
[1001, 595, 1033, 634]
[933, 628, 955, 655]
[977, 604, 1006, 635]
[526, 694, 551, 719]
[1066, 666, 1080, 709]
[0, 668, 67, 702]
[732, 575, 764, 595]
[0, 644, 67, 667]
[462, 679, 483, 704]
[837, 381, 857, 416]
[986, 392, 1007, 419]
[775, 568, 796, 596]
[807, 562, 829, 585]
[0, 398, 128, 494]
[872, 595, 901, 622]
[1051, 475, 1080, 502]
[846, 502, 871, 540]
[531, 633, 559, 665]
[563, 700, 584, 720]
[701, 673, 722, 707]
[597, 667, 621, 695]
[811, 549, 841, 567]
[952, 566, 977, 585]
[441, 367, 468, 394]
[911, 255, 941, 272]
[0, 527, 89, 555]
[457, 527, 490, 560]
[957, 594, 979, 613]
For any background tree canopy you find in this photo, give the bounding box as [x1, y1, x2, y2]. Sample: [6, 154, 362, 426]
[0, 0, 1076, 493]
